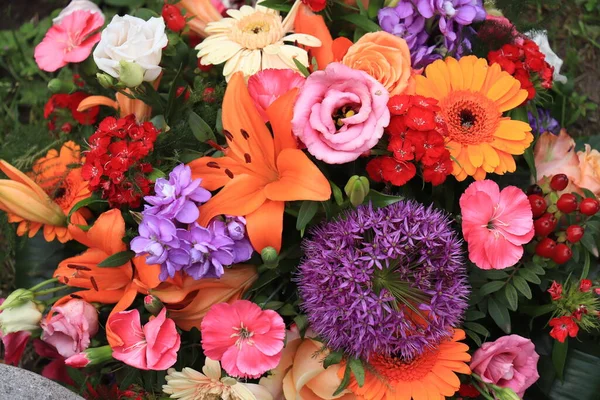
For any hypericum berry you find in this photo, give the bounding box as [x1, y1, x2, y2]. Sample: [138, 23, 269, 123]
[550, 174, 569, 191]
[536, 237, 557, 258]
[552, 243, 572, 264]
[528, 194, 547, 218]
[580, 198, 600, 216]
[566, 225, 585, 243]
[556, 193, 578, 214]
[527, 184, 544, 196]
[534, 213, 558, 236]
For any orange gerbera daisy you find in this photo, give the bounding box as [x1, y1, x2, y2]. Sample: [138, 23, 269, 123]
[189, 72, 331, 253]
[0, 141, 90, 243]
[345, 330, 471, 400]
[415, 56, 533, 181]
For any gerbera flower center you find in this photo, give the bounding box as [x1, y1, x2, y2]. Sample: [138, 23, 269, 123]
[371, 350, 439, 382]
[440, 90, 500, 145]
[231, 13, 283, 50]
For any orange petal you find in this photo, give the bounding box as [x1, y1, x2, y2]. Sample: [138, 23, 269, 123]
[332, 37, 353, 62]
[414, 74, 441, 100]
[294, 4, 334, 69]
[77, 95, 118, 112]
[188, 155, 249, 191]
[133, 256, 162, 290]
[0, 160, 49, 199]
[469, 57, 489, 93]
[177, 0, 222, 37]
[494, 119, 531, 141]
[410, 380, 428, 400]
[467, 145, 484, 168]
[480, 142, 500, 168]
[458, 55, 477, 90]
[446, 57, 463, 91]
[486, 74, 517, 102]
[72, 209, 128, 255]
[266, 88, 299, 156]
[264, 148, 331, 202]
[245, 199, 285, 253]
[425, 60, 450, 97]
[473, 167, 486, 180]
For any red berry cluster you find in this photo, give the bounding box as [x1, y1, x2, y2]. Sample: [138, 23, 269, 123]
[81, 115, 159, 208]
[162, 3, 186, 32]
[530, 174, 600, 264]
[366, 95, 453, 187]
[44, 92, 99, 133]
[487, 39, 554, 103]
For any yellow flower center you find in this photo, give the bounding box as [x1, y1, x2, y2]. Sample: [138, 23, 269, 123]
[230, 12, 284, 50]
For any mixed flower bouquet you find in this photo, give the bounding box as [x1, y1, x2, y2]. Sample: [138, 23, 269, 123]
[0, 0, 599, 399]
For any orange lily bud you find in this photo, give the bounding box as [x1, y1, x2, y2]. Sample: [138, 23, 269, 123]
[177, 0, 222, 38]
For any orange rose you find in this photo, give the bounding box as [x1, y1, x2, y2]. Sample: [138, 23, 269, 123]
[576, 144, 600, 197]
[342, 31, 413, 96]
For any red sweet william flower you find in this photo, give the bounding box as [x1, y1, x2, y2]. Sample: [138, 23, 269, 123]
[422, 152, 453, 186]
[380, 157, 416, 187]
[572, 305, 588, 321]
[386, 116, 409, 137]
[388, 136, 414, 162]
[162, 4, 186, 32]
[579, 279, 593, 292]
[366, 158, 386, 183]
[405, 106, 436, 131]
[548, 280, 563, 301]
[549, 316, 579, 343]
[410, 130, 446, 165]
[388, 94, 412, 116]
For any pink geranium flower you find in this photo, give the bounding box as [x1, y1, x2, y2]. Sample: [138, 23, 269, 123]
[460, 180, 534, 270]
[34, 10, 104, 72]
[201, 300, 286, 379]
[247, 69, 306, 122]
[108, 308, 180, 371]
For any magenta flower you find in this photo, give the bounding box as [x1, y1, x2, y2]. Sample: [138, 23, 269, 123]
[34, 10, 104, 72]
[201, 300, 285, 379]
[248, 69, 306, 122]
[460, 180, 535, 270]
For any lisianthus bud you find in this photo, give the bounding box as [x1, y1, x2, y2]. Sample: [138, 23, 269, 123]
[65, 345, 113, 368]
[118, 60, 145, 88]
[0, 301, 43, 335]
[494, 387, 522, 400]
[144, 295, 164, 316]
[47, 78, 76, 94]
[261, 246, 278, 265]
[344, 175, 370, 207]
[0, 289, 34, 311]
[96, 73, 115, 89]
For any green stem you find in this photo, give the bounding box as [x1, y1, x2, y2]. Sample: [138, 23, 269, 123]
[29, 278, 58, 292]
[34, 285, 69, 297]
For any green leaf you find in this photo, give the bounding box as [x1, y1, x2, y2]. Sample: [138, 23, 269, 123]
[367, 0, 384, 18]
[330, 180, 344, 206]
[488, 296, 511, 333]
[67, 196, 107, 223]
[540, 349, 600, 400]
[293, 315, 309, 338]
[479, 280, 505, 296]
[521, 303, 556, 318]
[323, 351, 344, 369]
[215, 108, 223, 134]
[105, 0, 144, 6]
[132, 8, 160, 20]
[483, 270, 510, 279]
[349, 358, 365, 387]
[333, 363, 352, 396]
[580, 231, 599, 257]
[338, 14, 382, 33]
[504, 284, 519, 311]
[581, 250, 591, 280]
[279, 303, 297, 316]
[257, 0, 292, 12]
[512, 275, 532, 299]
[465, 329, 482, 347]
[364, 190, 403, 208]
[463, 322, 490, 337]
[519, 268, 542, 284]
[292, 58, 310, 77]
[188, 111, 217, 143]
[465, 310, 486, 321]
[296, 201, 319, 231]
[97, 250, 135, 268]
[552, 338, 568, 381]
[527, 262, 546, 275]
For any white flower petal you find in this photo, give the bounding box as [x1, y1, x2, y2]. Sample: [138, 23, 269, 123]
[283, 33, 322, 47]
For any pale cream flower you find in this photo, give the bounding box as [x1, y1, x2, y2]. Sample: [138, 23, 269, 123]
[163, 358, 274, 400]
[196, 1, 321, 80]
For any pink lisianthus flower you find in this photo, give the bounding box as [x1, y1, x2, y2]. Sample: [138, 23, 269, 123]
[201, 300, 286, 379]
[470, 335, 540, 398]
[248, 69, 306, 122]
[292, 62, 390, 164]
[108, 308, 180, 371]
[460, 180, 535, 270]
[34, 10, 104, 72]
[41, 299, 99, 358]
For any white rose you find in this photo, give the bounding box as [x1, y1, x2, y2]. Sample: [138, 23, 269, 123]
[0, 301, 42, 335]
[93, 15, 168, 83]
[53, 0, 105, 25]
[525, 30, 568, 84]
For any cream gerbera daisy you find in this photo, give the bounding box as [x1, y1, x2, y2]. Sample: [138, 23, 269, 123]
[196, 1, 321, 80]
[162, 358, 273, 400]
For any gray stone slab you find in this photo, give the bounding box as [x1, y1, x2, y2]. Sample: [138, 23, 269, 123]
[0, 364, 84, 400]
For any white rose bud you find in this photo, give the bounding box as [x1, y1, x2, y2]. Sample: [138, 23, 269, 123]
[53, 0, 105, 25]
[0, 301, 43, 335]
[93, 15, 168, 83]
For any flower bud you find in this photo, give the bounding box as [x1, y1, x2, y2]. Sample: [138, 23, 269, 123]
[0, 289, 34, 311]
[494, 387, 522, 400]
[118, 60, 145, 88]
[96, 73, 115, 89]
[0, 301, 42, 335]
[47, 78, 76, 94]
[344, 175, 370, 207]
[65, 345, 113, 368]
[261, 246, 278, 266]
[144, 295, 164, 316]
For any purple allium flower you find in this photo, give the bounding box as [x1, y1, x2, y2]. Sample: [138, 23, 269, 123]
[144, 164, 211, 224]
[297, 201, 469, 360]
[528, 108, 560, 135]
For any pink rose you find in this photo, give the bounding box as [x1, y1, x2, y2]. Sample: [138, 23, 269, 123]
[292, 62, 390, 164]
[470, 335, 540, 398]
[576, 144, 600, 197]
[108, 308, 180, 370]
[534, 130, 581, 187]
[41, 299, 99, 358]
[248, 69, 306, 122]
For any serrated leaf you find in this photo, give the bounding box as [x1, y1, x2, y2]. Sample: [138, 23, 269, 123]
[552, 338, 568, 381]
[349, 358, 365, 387]
[189, 111, 217, 143]
[292, 58, 310, 77]
[364, 190, 403, 208]
[512, 275, 532, 299]
[296, 201, 319, 231]
[463, 322, 490, 337]
[488, 296, 511, 333]
[519, 268, 542, 284]
[338, 14, 382, 32]
[98, 250, 135, 268]
[323, 351, 344, 369]
[479, 280, 505, 296]
[504, 284, 519, 311]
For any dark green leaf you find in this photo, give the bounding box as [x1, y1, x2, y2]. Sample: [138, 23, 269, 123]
[580, 231, 599, 257]
[519, 268, 542, 284]
[189, 111, 217, 143]
[333, 363, 352, 396]
[585, 220, 600, 235]
[367, 0, 384, 18]
[330, 180, 344, 206]
[581, 250, 591, 280]
[293, 58, 310, 77]
[323, 351, 344, 369]
[349, 358, 365, 387]
[527, 262, 546, 275]
[465, 329, 482, 347]
[541, 349, 600, 400]
[97, 250, 135, 268]
[463, 322, 490, 337]
[279, 303, 297, 316]
[488, 296, 511, 333]
[294, 314, 309, 338]
[552, 338, 568, 381]
[338, 14, 382, 33]
[105, 0, 144, 6]
[483, 270, 510, 279]
[364, 190, 403, 208]
[512, 275, 532, 299]
[257, 0, 292, 12]
[132, 8, 160, 20]
[296, 201, 319, 231]
[504, 284, 519, 311]
[67, 196, 106, 223]
[14, 234, 71, 288]
[465, 310, 486, 321]
[521, 303, 556, 318]
[215, 108, 223, 134]
[479, 280, 505, 296]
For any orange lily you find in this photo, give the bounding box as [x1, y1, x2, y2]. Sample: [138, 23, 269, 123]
[78, 90, 153, 122]
[177, 0, 223, 38]
[0, 141, 90, 243]
[188, 72, 331, 253]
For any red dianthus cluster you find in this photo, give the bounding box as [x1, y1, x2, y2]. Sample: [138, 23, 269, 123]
[44, 92, 99, 133]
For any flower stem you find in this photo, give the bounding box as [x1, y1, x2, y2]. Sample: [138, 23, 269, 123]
[34, 285, 69, 297]
[29, 278, 59, 292]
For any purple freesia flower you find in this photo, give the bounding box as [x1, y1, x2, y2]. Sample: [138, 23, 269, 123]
[528, 108, 560, 135]
[218, 216, 254, 263]
[144, 163, 211, 224]
[181, 223, 235, 280]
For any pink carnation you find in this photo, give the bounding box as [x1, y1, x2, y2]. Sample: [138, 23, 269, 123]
[292, 62, 390, 164]
[34, 10, 104, 72]
[201, 300, 286, 379]
[470, 335, 540, 398]
[460, 180, 534, 270]
[248, 69, 306, 122]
